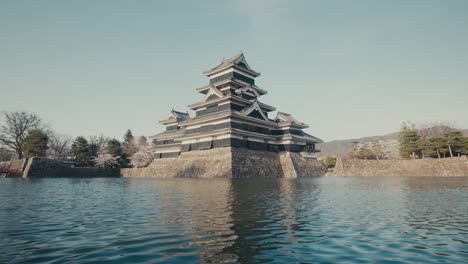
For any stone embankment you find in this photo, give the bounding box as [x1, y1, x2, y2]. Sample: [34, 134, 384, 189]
[332, 156, 468, 176]
[121, 147, 327, 178]
[25, 158, 119, 178]
[122, 147, 232, 178]
[1, 158, 119, 178]
[0, 159, 27, 177]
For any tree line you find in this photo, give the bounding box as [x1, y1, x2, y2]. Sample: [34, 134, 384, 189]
[350, 140, 387, 160]
[0, 111, 154, 168]
[399, 122, 468, 159]
[345, 122, 467, 160]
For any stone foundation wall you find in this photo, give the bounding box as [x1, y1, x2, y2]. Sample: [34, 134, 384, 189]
[332, 156, 468, 176]
[0, 159, 27, 177]
[289, 153, 328, 177]
[122, 147, 326, 178]
[231, 148, 284, 178]
[279, 152, 298, 178]
[122, 147, 232, 178]
[0, 159, 26, 171]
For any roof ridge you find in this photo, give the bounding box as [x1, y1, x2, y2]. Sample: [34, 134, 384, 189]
[239, 100, 269, 121]
[223, 52, 243, 62]
[204, 53, 260, 77]
[171, 109, 189, 117]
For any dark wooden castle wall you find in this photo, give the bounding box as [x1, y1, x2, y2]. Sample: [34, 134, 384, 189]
[209, 72, 255, 85]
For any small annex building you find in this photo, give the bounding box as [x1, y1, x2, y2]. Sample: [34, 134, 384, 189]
[149, 53, 322, 159]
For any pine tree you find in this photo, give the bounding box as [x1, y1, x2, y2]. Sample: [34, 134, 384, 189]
[420, 138, 437, 158]
[463, 137, 468, 155]
[123, 129, 133, 145]
[107, 139, 123, 157]
[23, 129, 48, 158]
[72, 137, 91, 167]
[399, 130, 421, 159]
[430, 137, 447, 158]
[445, 131, 464, 157]
[106, 139, 129, 167]
[126, 137, 137, 156]
[122, 129, 137, 156]
[88, 143, 99, 161]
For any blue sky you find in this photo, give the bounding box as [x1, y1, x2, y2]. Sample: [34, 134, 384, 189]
[1, 0, 467, 142]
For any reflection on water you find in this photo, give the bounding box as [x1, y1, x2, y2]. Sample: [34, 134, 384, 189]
[0, 177, 467, 263]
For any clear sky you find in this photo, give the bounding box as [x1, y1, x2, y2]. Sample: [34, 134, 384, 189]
[1, 0, 467, 142]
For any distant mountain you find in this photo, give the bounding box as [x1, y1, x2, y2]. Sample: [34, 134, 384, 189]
[318, 129, 468, 157]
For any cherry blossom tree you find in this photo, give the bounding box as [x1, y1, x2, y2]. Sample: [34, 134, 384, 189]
[126, 137, 138, 156]
[137, 136, 148, 149]
[130, 146, 154, 168]
[93, 153, 120, 168]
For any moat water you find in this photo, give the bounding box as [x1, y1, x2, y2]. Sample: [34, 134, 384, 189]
[1, 177, 467, 263]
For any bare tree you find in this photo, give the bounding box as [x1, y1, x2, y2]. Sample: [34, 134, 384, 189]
[0, 145, 13, 161]
[48, 133, 72, 159]
[0, 111, 43, 159]
[89, 134, 110, 153]
[370, 140, 383, 160]
[351, 141, 360, 159]
[417, 122, 454, 139]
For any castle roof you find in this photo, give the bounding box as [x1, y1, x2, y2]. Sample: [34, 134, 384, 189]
[203, 53, 261, 77]
[171, 110, 189, 120]
[196, 82, 268, 95]
[301, 132, 323, 143]
[187, 94, 276, 112]
[149, 127, 186, 140]
[159, 109, 190, 125]
[274, 112, 308, 128]
[239, 100, 270, 121]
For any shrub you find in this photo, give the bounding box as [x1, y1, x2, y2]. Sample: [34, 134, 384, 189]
[324, 156, 337, 168]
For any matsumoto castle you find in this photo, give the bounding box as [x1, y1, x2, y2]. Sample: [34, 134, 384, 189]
[149, 53, 322, 159]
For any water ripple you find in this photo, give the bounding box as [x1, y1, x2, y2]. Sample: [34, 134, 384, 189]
[1, 177, 467, 263]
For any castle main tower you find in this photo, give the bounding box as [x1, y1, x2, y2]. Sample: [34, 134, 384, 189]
[150, 53, 322, 159]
